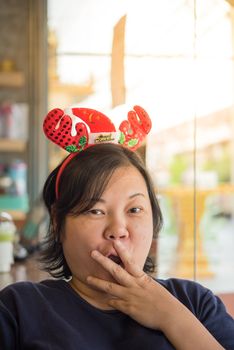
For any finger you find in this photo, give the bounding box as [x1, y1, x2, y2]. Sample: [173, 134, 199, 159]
[108, 298, 135, 316]
[86, 276, 126, 298]
[90, 250, 132, 287]
[114, 241, 144, 278]
[108, 298, 130, 314]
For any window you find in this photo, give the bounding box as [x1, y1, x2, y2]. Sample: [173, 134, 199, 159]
[48, 0, 234, 294]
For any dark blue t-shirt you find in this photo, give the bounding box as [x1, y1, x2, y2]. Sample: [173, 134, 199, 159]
[0, 278, 233, 349]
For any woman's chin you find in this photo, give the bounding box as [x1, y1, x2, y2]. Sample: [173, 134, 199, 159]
[89, 268, 118, 285]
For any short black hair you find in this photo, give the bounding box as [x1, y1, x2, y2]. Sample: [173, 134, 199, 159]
[40, 143, 163, 278]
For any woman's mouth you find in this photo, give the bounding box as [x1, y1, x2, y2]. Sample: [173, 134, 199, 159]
[108, 254, 123, 267]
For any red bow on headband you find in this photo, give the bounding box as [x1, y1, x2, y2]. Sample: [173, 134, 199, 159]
[43, 105, 151, 152]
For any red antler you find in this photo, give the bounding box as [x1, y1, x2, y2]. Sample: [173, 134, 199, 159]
[119, 105, 152, 151]
[43, 108, 89, 153]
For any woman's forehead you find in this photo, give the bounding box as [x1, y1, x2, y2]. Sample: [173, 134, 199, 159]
[103, 166, 148, 193]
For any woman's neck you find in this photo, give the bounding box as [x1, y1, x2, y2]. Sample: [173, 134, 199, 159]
[69, 277, 115, 311]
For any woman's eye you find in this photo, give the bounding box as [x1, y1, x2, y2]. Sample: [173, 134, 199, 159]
[88, 209, 104, 215]
[129, 207, 142, 214]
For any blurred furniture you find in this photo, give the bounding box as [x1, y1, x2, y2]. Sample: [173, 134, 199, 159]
[162, 185, 234, 279]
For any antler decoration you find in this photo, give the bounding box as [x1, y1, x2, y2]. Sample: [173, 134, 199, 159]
[43, 105, 151, 153]
[119, 105, 152, 151]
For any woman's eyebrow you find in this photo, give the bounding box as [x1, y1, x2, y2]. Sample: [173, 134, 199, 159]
[90, 198, 106, 203]
[129, 193, 145, 199]
[95, 193, 145, 203]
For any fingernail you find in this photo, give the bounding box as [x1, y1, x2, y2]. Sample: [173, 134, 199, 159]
[115, 240, 123, 247]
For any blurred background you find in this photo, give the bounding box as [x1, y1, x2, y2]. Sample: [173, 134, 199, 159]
[0, 0, 233, 314]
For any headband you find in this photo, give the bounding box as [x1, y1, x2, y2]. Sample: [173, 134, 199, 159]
[43, 105, 152, 199]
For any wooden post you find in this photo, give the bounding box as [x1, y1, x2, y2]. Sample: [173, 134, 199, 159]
[111, 15, 126, 107]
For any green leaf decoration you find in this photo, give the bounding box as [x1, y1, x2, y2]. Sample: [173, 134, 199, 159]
[118, 132, 125, 145]
[65, 144, 79, 153]
[79, 136, 87, 147]
[128, 138, 139, 147]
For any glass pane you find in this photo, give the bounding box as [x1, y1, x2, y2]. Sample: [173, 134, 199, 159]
[147, 0, 234, 294]
[48, 0, 234, 295]
[48, 0, 119, 169]
[194, 0, 234, 292]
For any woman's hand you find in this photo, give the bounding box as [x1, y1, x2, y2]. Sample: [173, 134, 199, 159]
[87, 240, 224, 350]
[87, 240, 184, 330]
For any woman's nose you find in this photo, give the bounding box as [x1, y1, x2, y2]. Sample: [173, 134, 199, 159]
[104, 219, 129, 240]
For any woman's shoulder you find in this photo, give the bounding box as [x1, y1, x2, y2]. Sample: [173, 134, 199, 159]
[156, 277, 209, 297]
[0, 279, 72, 321]
[156, 277, 234, 347]
[155, 277, 230, 321]
[0, 279, 68, 302]
[156, 277, 214, 307]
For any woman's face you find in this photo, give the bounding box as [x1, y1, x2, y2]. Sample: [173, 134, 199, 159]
[62, 165, 153, 284]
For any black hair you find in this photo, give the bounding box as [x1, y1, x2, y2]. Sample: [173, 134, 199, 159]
[40, 143, 163, 278]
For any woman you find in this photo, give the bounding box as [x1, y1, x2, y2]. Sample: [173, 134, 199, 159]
[0, 106, 233, 349]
